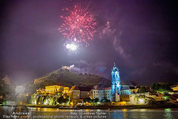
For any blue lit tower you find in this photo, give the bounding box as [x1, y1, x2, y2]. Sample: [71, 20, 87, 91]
[111, 63, 121, 102]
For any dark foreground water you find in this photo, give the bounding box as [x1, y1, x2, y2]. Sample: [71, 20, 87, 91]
[0, 106, 178, 119]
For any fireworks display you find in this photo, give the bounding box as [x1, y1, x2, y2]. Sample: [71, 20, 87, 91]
[65, 43, 78, 51]
[58, 5, 96, 46]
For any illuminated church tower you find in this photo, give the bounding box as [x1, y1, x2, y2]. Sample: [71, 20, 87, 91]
[111, 63, 121, 102]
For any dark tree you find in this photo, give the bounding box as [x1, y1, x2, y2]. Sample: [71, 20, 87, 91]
[93, 98, 99, 103]
[83, 98, 92, 103]
[151, 82, 172, 93]
[138, 86, 147, 93]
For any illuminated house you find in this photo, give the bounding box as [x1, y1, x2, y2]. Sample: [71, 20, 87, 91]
[36, 85, 70, 94]
[63, 87, 70, 94]
[71, 87, 80, 100]
[111, 64, 121, 102]
[104, 87, 112, 100]
[170, 85, 178, 102]
[90, 87, 111, 101]
[171, 85, 178, 92]
[90, 89, 99, 99]
[78, 87, 91, 99]
[90, 89, 104, 101]
[45, 85, 64, 93]
[120, 85, 131, 101]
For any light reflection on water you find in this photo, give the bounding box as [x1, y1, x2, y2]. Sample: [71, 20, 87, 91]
[164, 108, 173, 119]
[0, 106, 178, 119]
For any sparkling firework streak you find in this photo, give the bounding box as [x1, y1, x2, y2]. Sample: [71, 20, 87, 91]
[58, 5, 96, 45]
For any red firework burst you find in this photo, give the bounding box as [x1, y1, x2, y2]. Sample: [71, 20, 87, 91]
[58, 5, 96, 45]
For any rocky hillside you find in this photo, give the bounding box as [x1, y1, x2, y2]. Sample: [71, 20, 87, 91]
[33, 68, 111, 88]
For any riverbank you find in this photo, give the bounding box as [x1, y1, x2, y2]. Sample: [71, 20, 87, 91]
[1, 104, 178, 110]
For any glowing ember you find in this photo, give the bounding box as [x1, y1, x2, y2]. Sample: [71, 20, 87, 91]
[58, 5, 96, 46]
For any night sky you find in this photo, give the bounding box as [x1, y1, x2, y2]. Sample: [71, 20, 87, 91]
[0, 0, 177, 85]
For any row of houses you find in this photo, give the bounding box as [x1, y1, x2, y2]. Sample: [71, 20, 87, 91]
[34, 84, 178, 105]
[36, 84, 137, 102]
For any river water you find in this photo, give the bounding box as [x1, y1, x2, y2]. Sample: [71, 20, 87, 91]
[0, 106, 178, 119]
